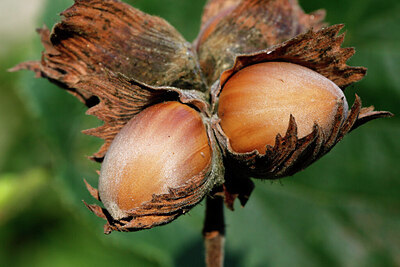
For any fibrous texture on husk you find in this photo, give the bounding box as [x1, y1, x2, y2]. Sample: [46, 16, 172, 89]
[212, 25, 393, 180]
[84, 117, 224, 233]
[11, 0, 207, 101]
[12, 0, 392, 233]
[197, 0, 326, 85]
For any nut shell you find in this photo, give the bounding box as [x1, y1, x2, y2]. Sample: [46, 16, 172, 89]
[99, 102, 212, 219]
[218, 62, 348, 154]
[85, 101, 224, 233]
[212, 25, 393, 180]
[12, 0, 393, 232]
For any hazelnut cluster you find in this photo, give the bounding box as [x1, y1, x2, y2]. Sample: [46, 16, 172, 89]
[13, 0, 392, 233]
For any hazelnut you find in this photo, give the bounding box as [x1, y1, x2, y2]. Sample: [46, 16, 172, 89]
[98, 101, 212, 220]
[218, 62, 348, 154]
[12, 0, 392, 235]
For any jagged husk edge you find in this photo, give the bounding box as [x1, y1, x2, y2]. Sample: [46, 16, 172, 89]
[211, 25, 393, 179]
[11, 0, 206, 93]
[79, 71, 210, 162]
[212, 24, 365, 107]
[13, 62, 209, 162]
[214, 96, 391, 179]
[84, 124, 224, 233]
[220, 167, 255, 210]
[10, 1, 212, 160]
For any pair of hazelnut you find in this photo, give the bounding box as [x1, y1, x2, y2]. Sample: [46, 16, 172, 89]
[100, 61, 345, 221]
[13, 0, 392, 233]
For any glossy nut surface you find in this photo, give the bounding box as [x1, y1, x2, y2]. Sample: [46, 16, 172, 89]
[99, 101, 212, 219]
[218, 62, 348, 154]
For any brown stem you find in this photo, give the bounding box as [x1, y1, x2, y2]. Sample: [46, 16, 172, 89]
[203, 195, 225, 267]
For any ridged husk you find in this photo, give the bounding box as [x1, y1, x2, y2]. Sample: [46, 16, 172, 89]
[196, 0, 326, 85]
[57, 68, 224, 233]
[75, 74, 226, 230]
[11, 4, 211, 162]
[84, 121, 224, 233]
[212, 25, 393, 179]
[75, 75, 224, 232]
[200, 0, 241, 26]
[11, 0, 206, 103]
[9, 0, 224, 233]
[11, 0, 393, 229]
[77, 72, 210, 162]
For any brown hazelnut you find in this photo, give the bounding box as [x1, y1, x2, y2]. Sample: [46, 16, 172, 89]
[218, 62, 348, 154]
[12, 0, 392, 234]
[98, 101, 212, 220]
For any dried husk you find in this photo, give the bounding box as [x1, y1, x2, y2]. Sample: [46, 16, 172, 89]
[220, 167, 255, 210]
[200, 0, 241, 26]
[11, 0, 213, 162]
[11, 0, 207, 103]
[10, 0, 393, 229]
[84, 119, 224, 233]
[48, 69, 208, 162]
[80, 72, 212, 162]
[10, 0, 226, 233]
[62, 69, 224, 233]
[55, 62, 223, 233]
[196, 0, 326, 85]
[212, 25, 393, 180]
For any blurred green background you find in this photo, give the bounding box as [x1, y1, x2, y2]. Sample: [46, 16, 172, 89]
[0, 0, 399, 266]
